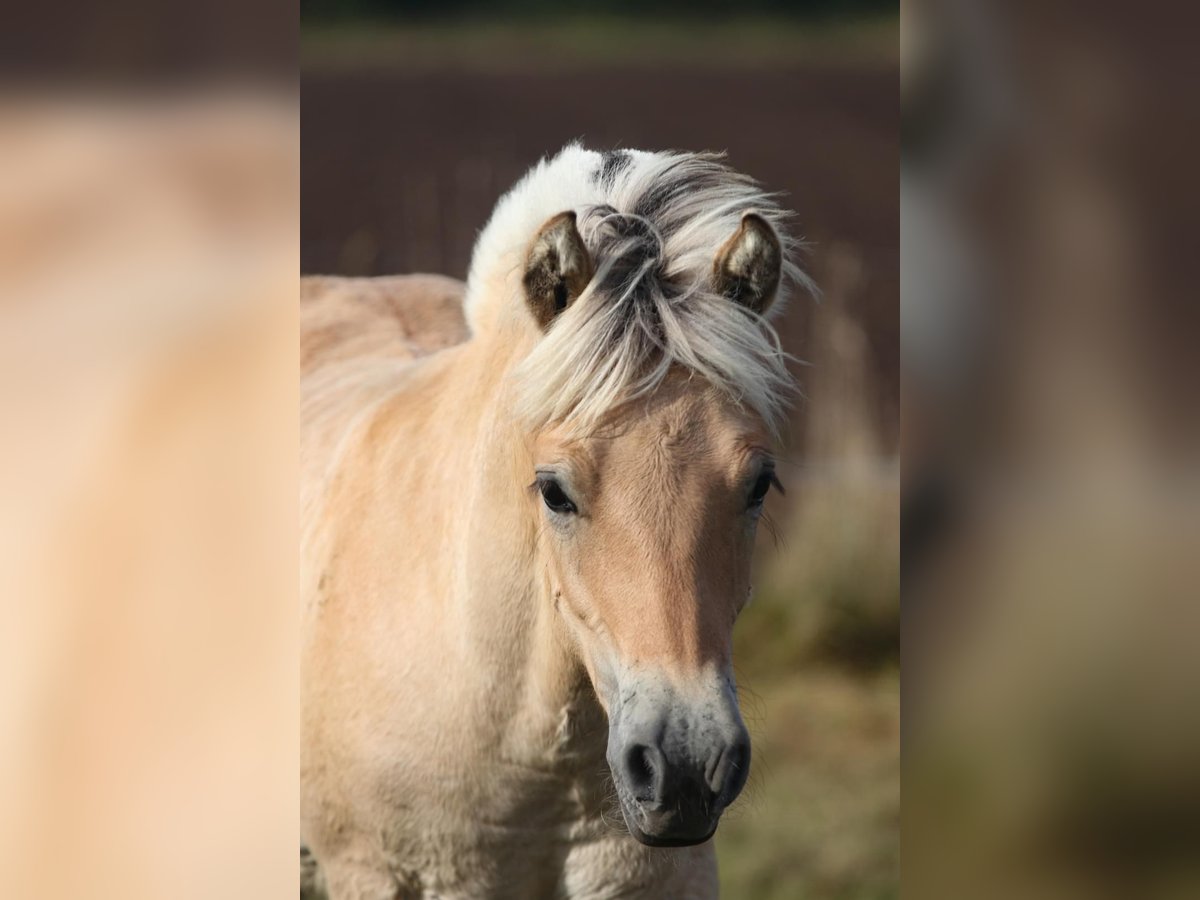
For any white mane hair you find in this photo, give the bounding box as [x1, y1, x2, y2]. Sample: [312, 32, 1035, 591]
[464, 143, 812, 435]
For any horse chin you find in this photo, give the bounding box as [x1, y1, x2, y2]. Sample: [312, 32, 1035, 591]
[618, 800, 720, 848]
[624, 813, 719, 848]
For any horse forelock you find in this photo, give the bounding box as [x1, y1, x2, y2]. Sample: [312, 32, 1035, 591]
[464, 143, 813, 436]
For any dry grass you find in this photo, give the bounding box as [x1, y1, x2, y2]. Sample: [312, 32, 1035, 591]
[718, 671, 899, 900]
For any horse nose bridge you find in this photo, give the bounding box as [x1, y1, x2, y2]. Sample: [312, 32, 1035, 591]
[614, 518, 734, 667]
[614, 564, 735, 670]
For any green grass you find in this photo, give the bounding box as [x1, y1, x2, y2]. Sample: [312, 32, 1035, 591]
[301, 15, 899, 71]
[739, 475, 900, 679]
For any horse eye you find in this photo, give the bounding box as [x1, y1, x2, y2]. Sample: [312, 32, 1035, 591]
[539, 478, 577, 515]
[749, 472, 774, 508]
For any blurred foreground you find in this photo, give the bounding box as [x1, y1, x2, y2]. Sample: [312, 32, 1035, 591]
[0, 92, 299, 900]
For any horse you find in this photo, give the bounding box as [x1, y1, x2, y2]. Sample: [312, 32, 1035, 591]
[301, 144, 807, 899]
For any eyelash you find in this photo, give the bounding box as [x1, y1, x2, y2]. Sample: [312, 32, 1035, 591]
[749, 469, 783, 509]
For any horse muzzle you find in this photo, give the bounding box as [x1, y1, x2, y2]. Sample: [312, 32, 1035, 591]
[604, 669, 751, 847]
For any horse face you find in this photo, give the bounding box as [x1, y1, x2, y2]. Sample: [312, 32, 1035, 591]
[530, 378, 778, 846]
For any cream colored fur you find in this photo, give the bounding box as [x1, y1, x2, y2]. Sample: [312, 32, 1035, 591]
[301, 275, 723, 899]
[301, 147, 800, 899]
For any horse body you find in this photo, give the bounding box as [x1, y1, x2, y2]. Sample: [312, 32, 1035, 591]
[302, 146, 803, 899]
[302, 276, 714, 898]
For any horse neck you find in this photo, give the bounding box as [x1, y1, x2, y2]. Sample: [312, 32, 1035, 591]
[452, 324, 607, 771]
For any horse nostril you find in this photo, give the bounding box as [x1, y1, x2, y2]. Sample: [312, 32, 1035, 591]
[708, 738, 751, 803]
[623, 743, 663, 802]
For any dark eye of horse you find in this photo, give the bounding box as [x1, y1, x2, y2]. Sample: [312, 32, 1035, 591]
[749, 472, 774, 509]
[539, 478, 577, 515]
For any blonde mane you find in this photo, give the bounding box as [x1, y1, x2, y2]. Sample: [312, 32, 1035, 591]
[465, 144, 812, 435]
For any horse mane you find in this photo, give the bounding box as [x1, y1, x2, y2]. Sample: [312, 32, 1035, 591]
[464, 144, 812, 435]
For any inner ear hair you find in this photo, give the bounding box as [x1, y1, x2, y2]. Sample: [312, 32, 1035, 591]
[713, 212, 783, 315]
[523, 211, 594, 330]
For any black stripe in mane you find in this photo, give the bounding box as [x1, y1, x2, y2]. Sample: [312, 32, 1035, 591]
[595, 150, 633, 187]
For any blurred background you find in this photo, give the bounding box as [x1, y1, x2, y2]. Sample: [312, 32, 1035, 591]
[303, 3, 900, 898]
[902, 1, 1200, 898]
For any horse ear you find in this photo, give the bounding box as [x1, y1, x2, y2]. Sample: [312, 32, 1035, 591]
[713, 213, 783, 315]
[523, 211, 594, 330]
